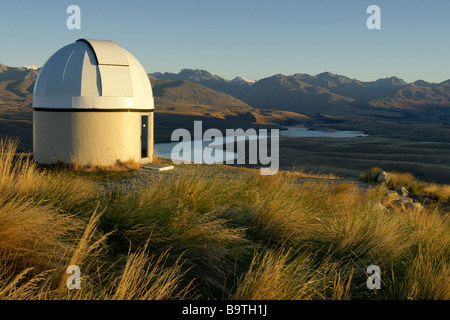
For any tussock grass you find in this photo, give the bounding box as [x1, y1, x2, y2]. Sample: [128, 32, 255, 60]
[0, 138, 449, 300]
[421, 184, 450, 204]
[279, 168, 340, 180]
[231, 249, 318, 300]
[362, 167, 450, 205]
[232, 249, 355, 300]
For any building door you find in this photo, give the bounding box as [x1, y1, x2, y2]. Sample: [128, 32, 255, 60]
[141, 115, 148, 159]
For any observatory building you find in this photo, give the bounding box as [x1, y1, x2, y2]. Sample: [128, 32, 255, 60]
[32, 38, 154, 166]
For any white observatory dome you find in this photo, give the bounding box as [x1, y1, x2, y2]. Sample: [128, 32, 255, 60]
[33, 39, 155, 166]
[33, 38, 154, 110]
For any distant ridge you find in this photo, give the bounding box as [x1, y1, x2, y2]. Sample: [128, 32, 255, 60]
[150, 69, 450, 114]
[0, 63, 40, 81]
[150, 69, 254, 97]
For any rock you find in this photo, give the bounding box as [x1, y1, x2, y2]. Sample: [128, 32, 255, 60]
[392, 196, 423, 211]
[384, 190, 400, 203]
[394, 186, 409, 197]
[368, 170, 390, 183]
[376, 171, 391, 183]
[404, 202, 423, 212]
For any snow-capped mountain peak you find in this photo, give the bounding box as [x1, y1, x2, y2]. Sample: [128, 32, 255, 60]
[24, 65, 41, 70]
[230, 76, 256, 85]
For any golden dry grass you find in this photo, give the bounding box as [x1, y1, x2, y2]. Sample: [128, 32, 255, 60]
[0, 139, 449, 300]
[363, 167, 450, 205]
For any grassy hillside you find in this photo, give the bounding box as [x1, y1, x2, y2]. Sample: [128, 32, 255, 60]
[152, 79, 251, 109]
[0, 138, 448, 300]
[0, 79, 33, 152]
[151, 79, 309, 126]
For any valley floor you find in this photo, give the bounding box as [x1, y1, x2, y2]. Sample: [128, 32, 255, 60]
[278, 136, 450, 184]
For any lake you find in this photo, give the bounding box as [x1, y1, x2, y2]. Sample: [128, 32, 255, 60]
[154, 126, 368, 163]
[279, 126, 368, 138]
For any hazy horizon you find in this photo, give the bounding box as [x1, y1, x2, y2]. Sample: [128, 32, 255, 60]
[3, 63, 447, 85]
[147, 68, 447, 84]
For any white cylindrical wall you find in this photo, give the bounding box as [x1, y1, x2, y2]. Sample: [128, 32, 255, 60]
[33, 111, 152, 166]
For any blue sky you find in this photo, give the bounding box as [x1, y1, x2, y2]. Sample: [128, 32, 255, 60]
[1, 0, 449, 83]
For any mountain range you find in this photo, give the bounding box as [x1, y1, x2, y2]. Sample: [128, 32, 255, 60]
[2, 63, 450, 119]
[150, 69, 450, 116]
[150, 69, 255, 99]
